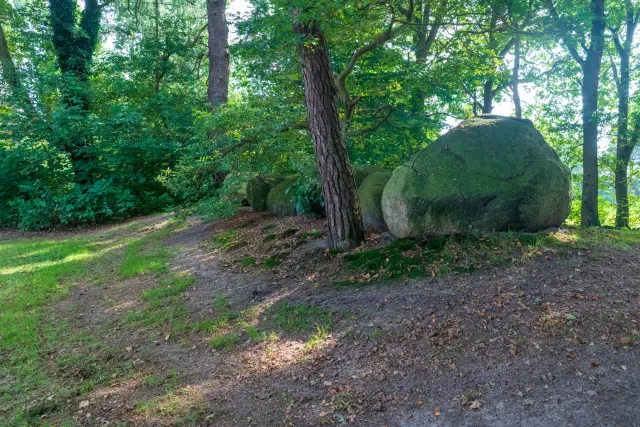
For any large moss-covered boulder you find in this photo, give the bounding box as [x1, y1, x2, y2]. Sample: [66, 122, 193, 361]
[267, 176, 299, 216]
[247, 174, 285, 212]
[358, 172, 391, 229]
[353, 165, 388, 187]
[382, 116, 572, 237]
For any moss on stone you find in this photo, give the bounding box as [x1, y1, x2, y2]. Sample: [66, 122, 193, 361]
[267, 176, 299, 216]
[358, 172, 391, 229]
[353, 164, 388, 187]
[247, 174, 285, 212]
[382, 116, 572, 237]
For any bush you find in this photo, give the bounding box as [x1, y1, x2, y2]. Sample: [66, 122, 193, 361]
[292, 173, 324, 215]
[0, 139, 73, 228]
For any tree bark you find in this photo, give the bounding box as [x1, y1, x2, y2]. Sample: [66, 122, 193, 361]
[294, 18, 365, 250]
[547, 0, 604, 227]
[613, 2, 639, 228]
[482, 80, 494, 114]
[206, 0, 229, 110]
[512, 36, 522, 119]
[579, 0, 605, 228]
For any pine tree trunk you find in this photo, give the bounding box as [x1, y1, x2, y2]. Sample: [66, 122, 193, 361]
[294, 18, 365, 250]
[206, 0, 229, 110]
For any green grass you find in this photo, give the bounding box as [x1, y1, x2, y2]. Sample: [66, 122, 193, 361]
[299, 229, 323, 241]
[263, 257, 282, 269]
[305, 325, 330, 352]
[341, 233, 552, 283]
[270, 301, 334, 332]
[339, 228, 640, 285]
[237, 256, 256, 266]
[263, 233, 277, 242]
[0, 217, 187, 424]
[211, 228, 244, 251]
[261, 224, 277, 232]
[209, 333, 240, 350]
[195, 293, 239, 335]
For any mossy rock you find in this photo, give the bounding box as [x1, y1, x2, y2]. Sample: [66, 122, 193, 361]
[382, 116, 572, 237]
[267, 176, 299, 216]
[353, 164, 389, 187]
[247, 174, 285, 212]
[358, 172, 391, 229]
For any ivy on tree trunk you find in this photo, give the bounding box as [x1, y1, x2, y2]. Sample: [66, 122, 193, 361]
[49, 0, 102, 172]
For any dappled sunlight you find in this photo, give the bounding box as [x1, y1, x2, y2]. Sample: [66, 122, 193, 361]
[90, 377, 145, 400]
[0, 243, 125, 276]
[134, 383, 210, 423]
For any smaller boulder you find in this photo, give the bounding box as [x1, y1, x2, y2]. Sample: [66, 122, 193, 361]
[353, 165, 388, 187]
[267, 176, 299, 216]
[358, 172, 391, 229]
[247, 174, 285, 212]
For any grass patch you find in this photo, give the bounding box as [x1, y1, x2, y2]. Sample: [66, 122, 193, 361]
[270, 301, 334, 332]
[209, 333, 240, 350]
[263, 257, 282, 269]
[237, 256, 256, 266]
[195, 293, 239, 335]
[0, 217, 184, 423]
[125, 272, 196, 336]
[263, 233, 277, 242]
[343, 233, 551, 282]
[305, 325, 330, 352]
[299, 229, 323, 241]
[211, 228, 244, 251]
[261, 224, 277, 232]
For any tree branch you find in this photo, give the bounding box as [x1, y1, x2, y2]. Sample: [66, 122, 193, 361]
[545, 0, 586, 67]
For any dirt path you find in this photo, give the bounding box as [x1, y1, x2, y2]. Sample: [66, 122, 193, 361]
[46, 215, 640, 426]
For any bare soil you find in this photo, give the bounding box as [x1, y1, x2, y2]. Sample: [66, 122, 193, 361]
[45, 213, 640, 426]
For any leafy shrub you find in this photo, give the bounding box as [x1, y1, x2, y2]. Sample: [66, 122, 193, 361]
[57, 180, 137, 226]
[0, 139, 73, 228]
[292, 173, 324, 216]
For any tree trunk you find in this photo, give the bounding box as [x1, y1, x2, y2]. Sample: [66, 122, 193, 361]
[294, 18, 365, 250]
[613, 3, 638, 228]
[482, 80, 494, 114]
[512, 36, 522, 119]
[581, 64, 601, 227]
[615, 46, 631, 228]
[206, 0, 229, 110]
[615, 148, 633, 228]
[579, 0, 605, 228]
